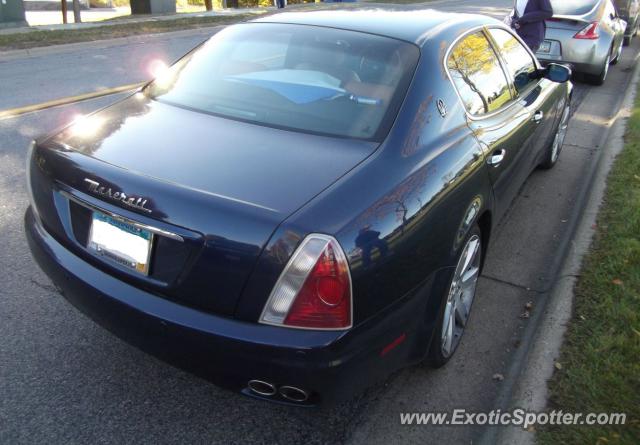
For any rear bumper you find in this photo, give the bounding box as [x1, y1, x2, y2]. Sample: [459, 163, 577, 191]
[537, 35, 610, 75]
[537, 58, 604, 75]
[25, 207, 437, 405]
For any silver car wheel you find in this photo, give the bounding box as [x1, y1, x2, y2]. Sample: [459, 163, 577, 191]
[441, 234, 481, 358]
[551, 101, 571, 163]
[613, 41, 623, 63]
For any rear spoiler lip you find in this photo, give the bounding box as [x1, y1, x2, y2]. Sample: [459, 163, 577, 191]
[548, 14, 592, 24]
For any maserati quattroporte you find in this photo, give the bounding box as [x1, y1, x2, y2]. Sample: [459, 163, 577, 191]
[25, 8, 572, 405]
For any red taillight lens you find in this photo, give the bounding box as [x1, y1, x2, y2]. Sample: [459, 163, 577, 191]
[574, 22, 600, 39]
[284, 243, 351, 328]
[259, 235, 352, 330]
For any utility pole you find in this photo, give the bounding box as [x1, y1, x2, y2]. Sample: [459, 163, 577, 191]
[72, 0, 81, 23]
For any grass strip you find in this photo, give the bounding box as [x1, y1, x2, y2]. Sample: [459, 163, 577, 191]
[538, 84, 640, 444]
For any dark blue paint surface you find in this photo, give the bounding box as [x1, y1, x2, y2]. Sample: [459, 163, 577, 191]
[24, 7, 569, 404]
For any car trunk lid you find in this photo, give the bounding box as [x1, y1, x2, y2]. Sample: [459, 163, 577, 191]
[32, 95, 377, 316]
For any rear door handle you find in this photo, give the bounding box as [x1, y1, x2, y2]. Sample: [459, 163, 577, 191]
[487, 149, 506, 167]
[533, 111, 544, 123]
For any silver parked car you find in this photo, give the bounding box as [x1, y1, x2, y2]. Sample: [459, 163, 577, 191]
[614, 0, 640, 45]
[536, 0, 627, 85]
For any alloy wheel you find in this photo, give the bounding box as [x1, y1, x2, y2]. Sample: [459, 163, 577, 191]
[603, 54, 610, 80]
[551, 101, 571, 163]
[440, 234, 481, 358]
[612, 42, 623, 64]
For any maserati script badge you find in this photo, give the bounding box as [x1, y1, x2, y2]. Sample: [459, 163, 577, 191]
[84, 178, 152, 213]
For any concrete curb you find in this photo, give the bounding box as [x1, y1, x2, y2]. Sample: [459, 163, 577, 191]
[485, 49, 640, 445]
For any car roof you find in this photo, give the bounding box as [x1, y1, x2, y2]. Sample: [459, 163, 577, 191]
[250, 6, 501, 46]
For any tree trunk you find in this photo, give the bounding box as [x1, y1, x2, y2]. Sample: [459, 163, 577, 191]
[61, 0, 68, 24]
[205, 0, 212, 10]
[72, 0, 81, 23]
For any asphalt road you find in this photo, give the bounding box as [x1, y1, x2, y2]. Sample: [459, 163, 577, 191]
[0, 0, 634, 443]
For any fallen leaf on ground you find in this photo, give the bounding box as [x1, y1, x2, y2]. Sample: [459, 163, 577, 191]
[492, 373, 504, 382]
[555, 362, 563, 370]
[520, 311, 530, 319]
[525, 301, 534, 311]
[612, 278, 624, 286]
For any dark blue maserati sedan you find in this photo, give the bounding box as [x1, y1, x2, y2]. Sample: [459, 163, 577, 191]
[25, 7, 572, 405]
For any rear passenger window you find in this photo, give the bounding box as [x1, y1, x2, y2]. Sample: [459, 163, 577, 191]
[489, 28, 538, 96]
[447, 32, 512, 116]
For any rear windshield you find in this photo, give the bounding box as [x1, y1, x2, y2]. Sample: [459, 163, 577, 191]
[550, 0, 599, 16]
[145, 23, 420, 141]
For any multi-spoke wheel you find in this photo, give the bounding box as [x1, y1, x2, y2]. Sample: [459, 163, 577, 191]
[611, 41, 623, 65]
[540, 95, 571, 170]
[428, 226, 482, 367]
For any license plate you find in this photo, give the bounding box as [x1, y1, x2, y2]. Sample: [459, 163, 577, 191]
[539, 41, 552, 53]
[88, 212, 153, 275]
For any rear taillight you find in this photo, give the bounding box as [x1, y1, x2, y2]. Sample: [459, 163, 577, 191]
[574, 22, 600, 39]
[259, 234, 352, 330]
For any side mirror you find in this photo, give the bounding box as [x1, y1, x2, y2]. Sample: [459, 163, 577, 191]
[544, 63, 572, 83]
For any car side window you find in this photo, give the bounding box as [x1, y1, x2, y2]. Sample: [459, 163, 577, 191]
[447, 32, 512, 116]
[488, 28, 538, 96]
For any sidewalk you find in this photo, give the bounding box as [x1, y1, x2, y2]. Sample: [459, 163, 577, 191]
[491, 40, 640, 445]
[25, 7, 132, 26]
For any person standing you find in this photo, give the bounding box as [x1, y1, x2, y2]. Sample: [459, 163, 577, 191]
[510, 0, 554, 53]
[275, 0, 285, 8]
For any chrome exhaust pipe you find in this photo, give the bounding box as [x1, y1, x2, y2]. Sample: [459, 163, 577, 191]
[279, 385, 309, 403]
[247, 380, 277, 397]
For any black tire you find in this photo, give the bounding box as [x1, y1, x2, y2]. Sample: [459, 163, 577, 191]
[612, 43, 623, 65]
[586, 52, 611, 85]
[427, 225, 482, 368]
[539, 95, 571, 170]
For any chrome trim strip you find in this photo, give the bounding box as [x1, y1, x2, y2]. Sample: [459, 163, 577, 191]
[61, 190, 184, 242]
[443, 24, 544, 122]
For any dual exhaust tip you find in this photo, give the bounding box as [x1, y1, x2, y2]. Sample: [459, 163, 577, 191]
[247, 380, 309, 403]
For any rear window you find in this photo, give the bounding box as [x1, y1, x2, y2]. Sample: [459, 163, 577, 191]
[550, 0, 600, 16]
[145, 23, 420, 141]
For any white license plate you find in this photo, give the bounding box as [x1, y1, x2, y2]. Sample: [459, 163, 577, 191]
[88, 212, 153, 275]
[539, 41, 552, 53]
